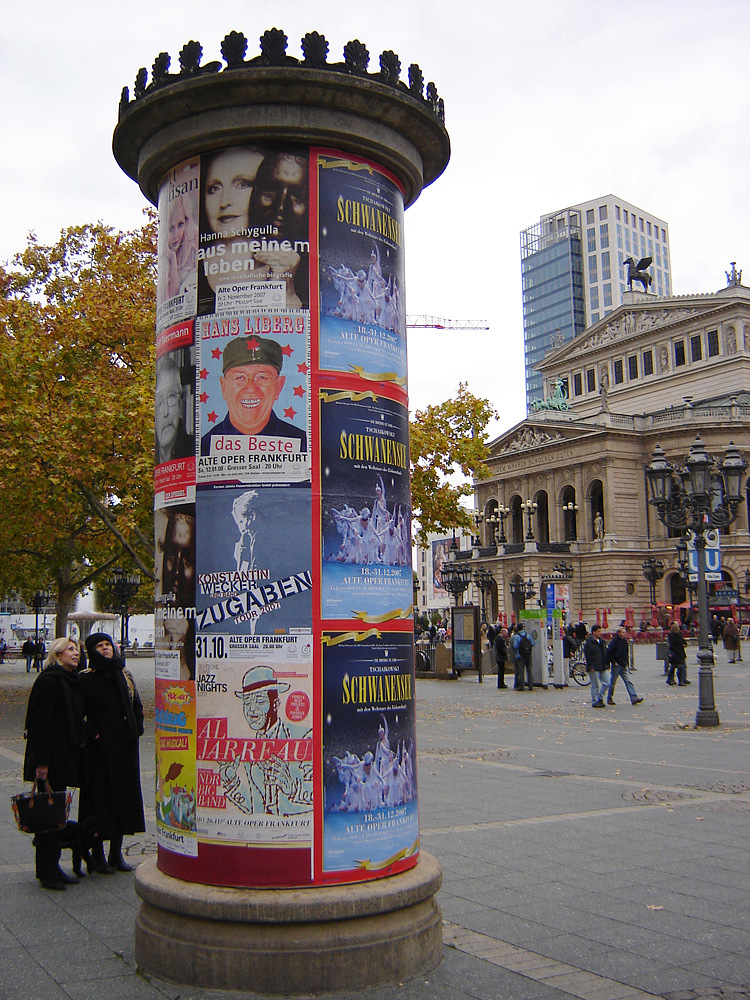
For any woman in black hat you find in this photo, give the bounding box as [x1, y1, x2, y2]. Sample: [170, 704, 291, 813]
[79, 633, 145, 873]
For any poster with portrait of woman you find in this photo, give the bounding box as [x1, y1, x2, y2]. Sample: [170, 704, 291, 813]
[196, 144, 311, 316]
[156, 157, 200, 334]
[320, 391, 412, 620]
[317, 151, 406, 382]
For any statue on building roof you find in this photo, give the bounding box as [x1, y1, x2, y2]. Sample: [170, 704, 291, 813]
[726, 262, 743, 287]
[624, 256, 652, 292]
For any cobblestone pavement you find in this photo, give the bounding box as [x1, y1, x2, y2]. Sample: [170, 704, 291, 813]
[0, 645, 748, 999]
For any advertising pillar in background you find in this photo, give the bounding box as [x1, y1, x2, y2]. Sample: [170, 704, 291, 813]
[114, 29, 449, 990]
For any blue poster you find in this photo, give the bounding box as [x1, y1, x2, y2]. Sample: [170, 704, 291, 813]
[318, 153, 406, 383]
[319, 391, 412, 620]
[322, 631, 418, 873]
[195, 485, 312, 636]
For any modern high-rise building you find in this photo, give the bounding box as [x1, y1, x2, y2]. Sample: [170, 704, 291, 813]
[520, 195, 672, 408]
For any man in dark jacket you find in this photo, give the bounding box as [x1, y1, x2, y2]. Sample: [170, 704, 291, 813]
[512, 626, 535, 691]
[23, 637, 86, 890]
[605, 627, 643, 706]
[582, 624, 609, 707]
[494, 628, 509, 689]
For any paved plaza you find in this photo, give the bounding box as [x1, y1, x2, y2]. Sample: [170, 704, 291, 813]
[1, 644, 749, 1000]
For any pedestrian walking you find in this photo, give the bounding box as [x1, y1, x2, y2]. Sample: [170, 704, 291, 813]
[21, 637, 35, 673]
[605, 626, 643, 705]
[33, 639, 46, 672]
[723, 618, 740, 663]
[666, 621, 690, 686]
[582, 624, 610, 707]
[494, 627, 509, 689]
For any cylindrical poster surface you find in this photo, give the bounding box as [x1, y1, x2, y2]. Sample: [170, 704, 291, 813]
[153, 144, 416, 887]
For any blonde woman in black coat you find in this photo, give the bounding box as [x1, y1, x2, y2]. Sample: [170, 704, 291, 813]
[79, 633, 145, 873]
[23, 637, 86, 890]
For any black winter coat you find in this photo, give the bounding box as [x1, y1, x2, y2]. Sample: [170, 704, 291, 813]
[78, 662, 145, 838]
[582, 636, 607, 671]
[23, 665, 85, 789]
[667, 630, 687, 665]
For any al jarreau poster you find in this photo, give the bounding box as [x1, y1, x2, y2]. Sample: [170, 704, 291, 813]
[320, 391, 412, 619]
[195, 635, 313, 844]
[196, 144, 310, 316]
[196, 485, 312, 637]
[318, 152, 406, 382]
[156, 157, 200, 334]
[196, 312, 310, 486]
[322, 631, 418, 872]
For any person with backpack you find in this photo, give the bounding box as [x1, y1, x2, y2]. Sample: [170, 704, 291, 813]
[512, 625, 535, 691]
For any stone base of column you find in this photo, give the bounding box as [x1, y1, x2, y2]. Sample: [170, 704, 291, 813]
[134, 852, 443, 994]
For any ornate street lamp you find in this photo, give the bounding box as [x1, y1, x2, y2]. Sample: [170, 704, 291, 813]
[487, 505, 510, 544]
[676, 537, 697, 618]
[31, 587, 51, 645]
[509, 577, 536, 608]
[641, 557, 665, 607]
[473, 568, 493, 622]
[440, 560, 472, 607]
[106, 567, 142, 656]
[522, 499, 538, 540]
[646, 436, 747, 727]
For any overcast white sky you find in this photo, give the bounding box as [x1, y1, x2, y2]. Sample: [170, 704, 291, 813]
[3, 0, 749, 438]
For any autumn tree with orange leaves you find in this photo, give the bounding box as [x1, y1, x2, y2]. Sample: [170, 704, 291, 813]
[409, 383, 498, 547]
[0, 220, 157, 635]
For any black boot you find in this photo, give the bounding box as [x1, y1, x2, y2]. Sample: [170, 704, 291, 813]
[108, 836, 134, 872]
[91, 840, 116, 874]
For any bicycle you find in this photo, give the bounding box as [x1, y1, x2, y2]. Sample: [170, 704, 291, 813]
[569, 652, 590, 686]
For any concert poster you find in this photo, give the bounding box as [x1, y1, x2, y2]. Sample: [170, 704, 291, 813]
[319, 391, 412, 620]
[154, 502, 197, 681]
[155, 678, 198, 857]
[155, 322, 196, 509]
[195, 485, 312, 637]
[321, 631, 418, 873]
[196, 144, 311, 316]
[194, 635, 313, 845]
[317, 151, 406, 383]
[156, 156, 200, 334]
[196, 311, 310, 486]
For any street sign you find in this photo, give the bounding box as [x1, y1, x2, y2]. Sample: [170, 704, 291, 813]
[687, 529, 722, 582]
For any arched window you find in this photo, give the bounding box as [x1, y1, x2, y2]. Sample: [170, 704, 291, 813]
[535, 491, 550, 544]
[589, 479, 604, 540]
[561, 486, 578, 541]
[484, 499, 499, 547]
[510, 496, 523, 545]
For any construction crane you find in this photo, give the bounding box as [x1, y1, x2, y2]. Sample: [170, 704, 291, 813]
[406, 316, 489, 330]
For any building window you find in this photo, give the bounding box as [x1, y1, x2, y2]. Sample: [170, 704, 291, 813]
[591, 312, 600, 323]
[628, 355, 638, 379]
[674, 341, 686, 367]
[586, 209, 594, 224]
[707, 329, 719, 356]
[599, 205, 608, 220]
[587, 228, 596, 252]
[691, 334, 703, 362]
[646, 221, 652, 236]
[590, 286, 600, 310]
[624, 230, 631, 253]
[614, 359, 624, 384]
[600, 223, 609, 248]
[573, 372, 583, 396]
[586, 368, 596, 392]
[603, 283, 613, 307]
[601, 251, 611, 280]
[588, 255, 598, 281]
[639, 217, 644, 231]
[615, 206, 621, 221]
[661, 228, 666, 242]
[643, 349, 654, 375]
